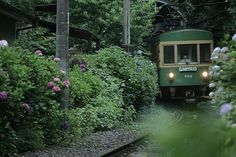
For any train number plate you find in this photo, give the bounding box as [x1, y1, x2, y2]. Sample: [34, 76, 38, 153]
[184, 74, 193, 78]
[179, 67, 197, 72]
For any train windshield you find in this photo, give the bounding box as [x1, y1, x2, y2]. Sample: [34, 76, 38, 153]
[200, 44, 211, 63]
[178, 44, 197, 64]
[164, 45, 174, 64]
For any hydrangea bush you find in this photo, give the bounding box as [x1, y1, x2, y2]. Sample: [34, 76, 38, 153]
[69, 61, 135, 130]
[0, 47, 68, 155]
[83, 47, 159, 110]
[0, 45, 159, 156]
[209, 34, 236, 125]
[69, 47, 158, 130]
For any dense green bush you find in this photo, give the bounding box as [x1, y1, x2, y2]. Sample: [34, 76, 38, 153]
[13, 27, 56, 56]
[69, 65, 104, 107]
[84, 47, 159, 109]
[69, 61, 135, 130]
[0, 47, 66, 155]
[88, 96, 134, 130]
[66, 101, 134, 133]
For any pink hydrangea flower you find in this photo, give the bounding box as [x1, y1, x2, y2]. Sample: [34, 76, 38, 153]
[47, 82, 54, 89]
[63, 80, 71, 87]
[22, 103, 30, 112]
[54, 57, 61, 62]
[53, 77, 61, 82]
[52, 86, 61, 93]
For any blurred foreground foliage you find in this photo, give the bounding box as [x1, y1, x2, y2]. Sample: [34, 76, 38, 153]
[144, 109, 236, 157]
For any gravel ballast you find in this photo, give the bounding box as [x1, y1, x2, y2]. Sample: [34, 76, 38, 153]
[17, 129, 140, 157]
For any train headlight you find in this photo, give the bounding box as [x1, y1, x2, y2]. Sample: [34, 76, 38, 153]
[202, 71, 208, 78]
[168, 72, 175, 79]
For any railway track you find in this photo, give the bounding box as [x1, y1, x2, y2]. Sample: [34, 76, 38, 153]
[99, 109, 184, 157]
[100, 100, 214, 157]
[100, 135, 149, 157]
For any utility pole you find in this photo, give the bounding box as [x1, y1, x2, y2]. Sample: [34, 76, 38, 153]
[56, 0, 69, 108]
[123, 0, 131, 54]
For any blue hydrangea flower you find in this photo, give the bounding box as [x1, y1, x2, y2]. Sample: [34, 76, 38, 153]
[212, 65, 221, 71]
[209, 92, 214, 97]
[212, 47, 221, 54]
[232, 34, 236, 41]
[220, 47, 228, 53]
[220, 103, 233, 115]
[0, 40, 8, 47]
[209, 83, 216, 88]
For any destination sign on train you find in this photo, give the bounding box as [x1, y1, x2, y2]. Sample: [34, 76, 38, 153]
[179, 67, 197, 72]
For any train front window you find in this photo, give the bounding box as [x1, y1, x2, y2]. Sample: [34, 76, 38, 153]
[177, 44, 197, 64]
[200, 44, 211, 63]
[163, 45, 174, 64]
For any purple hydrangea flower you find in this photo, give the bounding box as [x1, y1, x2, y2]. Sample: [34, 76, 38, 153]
[0, 91, 8, 101]
[80, 64, 87, 72]
[61, 121, 69, 130]
[21, 103, 30, 112]
[220, 103, 233, 115]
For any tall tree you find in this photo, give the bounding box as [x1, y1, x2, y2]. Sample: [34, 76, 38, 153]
[7, 0, 156, 50]
[69, 0, 156, 49]
[172, 0, 231, 41]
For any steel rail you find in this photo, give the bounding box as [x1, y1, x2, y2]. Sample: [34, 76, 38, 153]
[100, 134, 149, 157]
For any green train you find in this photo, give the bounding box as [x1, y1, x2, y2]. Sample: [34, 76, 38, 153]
[151, 29, 213, 98]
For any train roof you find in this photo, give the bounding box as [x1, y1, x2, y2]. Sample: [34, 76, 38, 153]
[157, 29, 213, 42]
